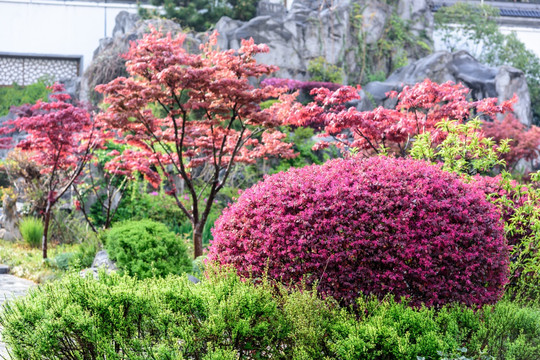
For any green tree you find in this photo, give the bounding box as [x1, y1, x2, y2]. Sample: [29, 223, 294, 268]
[435, 3, 540, 124]
[139, 0, 258, 32]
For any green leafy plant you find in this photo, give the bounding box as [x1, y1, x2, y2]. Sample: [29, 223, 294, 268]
[0, 79, 51, 117]
[18, 216, 44, 248]
[307, 56, 344, 84]
[105, 219, 192, 279]
[410, 119, 510, 176]
[139, 0, 258, 32]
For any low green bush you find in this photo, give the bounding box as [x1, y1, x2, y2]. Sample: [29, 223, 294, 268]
[105, 219, 192, 279]
[1, 269, 539, 360]
[18, 216, 43, 248]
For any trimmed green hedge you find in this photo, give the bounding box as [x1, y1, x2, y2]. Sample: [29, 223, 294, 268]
[1, 269, 539, 360]
[105, 219, 192, 279]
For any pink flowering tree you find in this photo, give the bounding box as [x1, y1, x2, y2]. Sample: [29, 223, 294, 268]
[96, 29, 296, 258]
[0, 84, 101, 258]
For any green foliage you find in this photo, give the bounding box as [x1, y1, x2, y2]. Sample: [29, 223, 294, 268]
[410, 118, 540, 304]
[494, 171, 540, 304]
[18, 216, 43, 248]
[49, 235, 99, 271]
[1, 269, 539, 360]
[307, 56, 344, 84]
[48, 206, 96, 245]
[105, 219, 192, 279]
[0, 80, 51, 116]
[0, 239, 97, 283]
[177, 207, 221, 247]
[410, 119, 510, 176]
[96, 176, 186, 232]
[435, 3, 540, 124]
[139, 0, 258, 32]
[352, 7, 431, 85]
[271, 126, 329, 173]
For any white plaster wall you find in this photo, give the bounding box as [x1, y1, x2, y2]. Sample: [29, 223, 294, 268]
[434, 24, 540, 60]
[0, 0, 141, 71]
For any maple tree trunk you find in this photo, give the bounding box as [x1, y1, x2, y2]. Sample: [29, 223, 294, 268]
[193, 223, 204, 259]
[42, 200, 52, 259]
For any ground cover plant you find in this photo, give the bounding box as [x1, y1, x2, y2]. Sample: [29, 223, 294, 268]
[18, 216, 43, 248]
[1, 270, 539, 360]
[0, 238, 97, 282]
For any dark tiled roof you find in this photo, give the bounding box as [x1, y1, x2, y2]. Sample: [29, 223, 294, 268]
[433, 4, 540, 19]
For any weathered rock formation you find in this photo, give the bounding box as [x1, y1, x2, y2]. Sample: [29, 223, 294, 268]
[84, 0, 434, 99]
[360, 51, 532, 125]
[216, 0, 433, 82]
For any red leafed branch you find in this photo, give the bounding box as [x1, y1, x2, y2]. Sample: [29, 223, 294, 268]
[284, 79, 516, 156]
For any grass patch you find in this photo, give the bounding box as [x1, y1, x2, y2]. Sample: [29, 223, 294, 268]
[0, 240, 96, 283]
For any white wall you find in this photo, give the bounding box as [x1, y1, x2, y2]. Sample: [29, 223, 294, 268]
[0, 0, 141, 71]
[434, 23, 540, 60]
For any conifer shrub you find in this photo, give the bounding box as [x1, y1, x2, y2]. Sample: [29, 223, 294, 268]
[1, 270, 538, 360]
[209, 156, 509, 307]
[105, 219, 191, 279]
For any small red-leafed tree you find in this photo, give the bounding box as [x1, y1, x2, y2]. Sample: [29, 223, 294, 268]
[482, 114, 540, 170]
[284, 79, 516, 156]
[96, 29, 296, 258]
[0, 84, 100, 259]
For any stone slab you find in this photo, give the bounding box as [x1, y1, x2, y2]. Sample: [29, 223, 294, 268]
[0, 265, 8, 275]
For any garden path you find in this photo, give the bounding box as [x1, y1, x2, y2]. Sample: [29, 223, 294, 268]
[0, 274, 35, 359]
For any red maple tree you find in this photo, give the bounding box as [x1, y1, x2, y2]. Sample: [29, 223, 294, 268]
[0, 84, 100, 258]
[96, 29, 296, 258]
[283, 79, 516, 156]
[482, 114, 540, 170]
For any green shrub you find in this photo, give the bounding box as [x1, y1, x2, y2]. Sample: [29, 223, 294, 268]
[18, 216, 44, 248]
[105, 219, 191, 279]
[0, 80, 51, 116]
[307, 56, 344, 84]
[1, 269, 539, 360]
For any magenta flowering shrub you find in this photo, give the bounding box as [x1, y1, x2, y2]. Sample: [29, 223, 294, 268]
[208, 157, 509, 307]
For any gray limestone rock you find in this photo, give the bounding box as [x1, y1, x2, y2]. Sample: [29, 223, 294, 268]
[91, 250, 117, 271]
[215, 0, 433, 82]
[80, 250, 117, 279]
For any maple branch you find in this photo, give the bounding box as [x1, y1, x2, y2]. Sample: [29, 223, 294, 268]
[148, 142, 193, 221]
[352, 128, 380, 154]
[72, 184, 98, 233]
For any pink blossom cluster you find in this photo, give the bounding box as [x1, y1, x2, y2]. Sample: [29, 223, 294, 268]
[208, 157, 509, 307]
[261, 77, 342, 93]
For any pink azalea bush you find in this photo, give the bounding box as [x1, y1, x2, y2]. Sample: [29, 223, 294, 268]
[208, 156, 509, 307]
